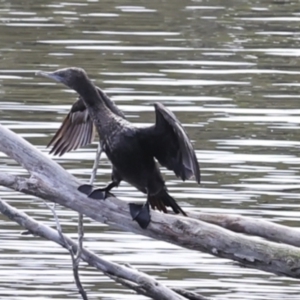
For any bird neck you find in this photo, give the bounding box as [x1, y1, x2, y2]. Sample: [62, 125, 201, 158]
[75, 78, 117, 135]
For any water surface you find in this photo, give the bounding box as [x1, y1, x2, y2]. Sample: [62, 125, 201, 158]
[1, 0, 300, 299]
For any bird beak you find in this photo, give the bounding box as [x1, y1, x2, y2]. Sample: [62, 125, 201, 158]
[35, 71, 64, 84]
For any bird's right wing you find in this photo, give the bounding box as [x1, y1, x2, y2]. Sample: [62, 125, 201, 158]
[48, 97, 96, 156]
[48, 87, 125, 156]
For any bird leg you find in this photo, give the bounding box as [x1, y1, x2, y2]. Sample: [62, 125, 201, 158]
[129, 195, 151, 229]
[78, 167, 121, 200]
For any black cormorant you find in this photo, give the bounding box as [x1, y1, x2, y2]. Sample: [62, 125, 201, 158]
[37, 67, 201, 229]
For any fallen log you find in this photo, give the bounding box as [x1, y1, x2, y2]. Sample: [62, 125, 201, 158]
[1, 123, 300, 299]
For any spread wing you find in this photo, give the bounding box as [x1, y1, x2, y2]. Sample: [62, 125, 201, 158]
[48, 97, 95, 156]
[48, 87, 126, 156]
[138, 102, 200, 183]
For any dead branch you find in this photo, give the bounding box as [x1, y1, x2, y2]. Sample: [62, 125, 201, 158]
[44, 201, 88, 300]
[0, 199, 205, 300]
[1, 124, 300, 280]
[189, 211, 300, 248]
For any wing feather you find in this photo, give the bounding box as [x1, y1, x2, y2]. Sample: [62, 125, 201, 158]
[48, 97, 95, 156]
[139, 103, 200, 183]
[48, 87, 125, 156]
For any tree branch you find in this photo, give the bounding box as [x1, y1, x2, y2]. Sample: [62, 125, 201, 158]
[1, 124, 300, 280]
[73, 141, 102, 298]
[188, 211, 300, 248]
[0, 198, 195, 300]
[44, 201, 88, 300]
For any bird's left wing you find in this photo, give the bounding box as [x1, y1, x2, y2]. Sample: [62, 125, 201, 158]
[138, 102, 200, 183]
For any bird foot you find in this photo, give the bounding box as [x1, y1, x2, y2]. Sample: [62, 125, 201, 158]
[78, 184, 114, 200]
[78, 184, 93, 195]
[89, 187, 115, 199]
[88, 188, 106, 200]
[129, 202, 151, 229]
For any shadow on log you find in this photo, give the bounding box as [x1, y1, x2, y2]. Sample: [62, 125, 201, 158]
[1, 124, 300, 299]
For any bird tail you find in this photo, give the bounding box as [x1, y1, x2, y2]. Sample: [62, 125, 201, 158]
[148, 189, 187, 216]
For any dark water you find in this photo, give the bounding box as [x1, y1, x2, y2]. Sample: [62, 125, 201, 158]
[1, 0, 300, 299]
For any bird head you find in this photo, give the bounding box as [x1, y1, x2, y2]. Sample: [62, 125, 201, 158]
[36, 67, 89, 93]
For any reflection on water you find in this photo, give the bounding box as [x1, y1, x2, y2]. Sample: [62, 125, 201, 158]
[1, 0, 300, 299]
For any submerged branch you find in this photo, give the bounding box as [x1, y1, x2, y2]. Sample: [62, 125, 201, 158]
[0, 199, 200, 300]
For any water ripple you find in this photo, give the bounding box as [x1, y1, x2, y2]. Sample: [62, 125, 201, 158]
[1, 0, 300, 299]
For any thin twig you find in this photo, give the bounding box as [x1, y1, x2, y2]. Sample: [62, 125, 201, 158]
[75, 145, 102, 264]
[1, 199, 188, 300]
[43, 202, 71, 251]
[90, 143, 102, 184]
[76, 213, 84, 262]
[43, 201, 88, 300]
[76, 143, 102, 258]
[74, 143, 102, 297]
